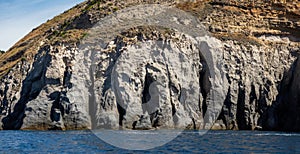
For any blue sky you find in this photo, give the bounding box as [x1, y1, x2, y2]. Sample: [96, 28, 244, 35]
[0, 0, 85, 51]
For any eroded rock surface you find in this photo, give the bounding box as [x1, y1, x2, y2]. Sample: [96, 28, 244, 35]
[0, 0, 299, 131]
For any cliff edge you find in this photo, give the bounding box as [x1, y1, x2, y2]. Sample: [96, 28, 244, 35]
[0, 0, 299, 131]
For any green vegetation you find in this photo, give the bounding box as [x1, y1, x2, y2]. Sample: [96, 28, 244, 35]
[81, 32, 89, 39]
[0, 50, 5, 54]
[83, 0, 101, 12]
[113, 6, 119, 12]
[21, 56, 27, 61]
[61, 20, 72, 30]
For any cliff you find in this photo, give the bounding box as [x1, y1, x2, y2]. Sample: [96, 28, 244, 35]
[0, 0, 299, 131]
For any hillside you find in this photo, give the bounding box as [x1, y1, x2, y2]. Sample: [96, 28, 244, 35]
[0, 0, 299, 131]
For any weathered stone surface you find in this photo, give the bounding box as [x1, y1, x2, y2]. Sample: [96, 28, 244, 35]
[0, 0, 299, 131]
[92, 36, 202, 129]
[0, 44, 91, 130]
[269, 56, 300, 131]
[217, 40, 297, 130]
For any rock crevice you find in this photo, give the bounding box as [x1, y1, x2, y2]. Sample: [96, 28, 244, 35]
[0, 0, 299, 131]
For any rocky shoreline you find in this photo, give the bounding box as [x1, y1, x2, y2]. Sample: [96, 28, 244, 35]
[0, 0, 299, 131]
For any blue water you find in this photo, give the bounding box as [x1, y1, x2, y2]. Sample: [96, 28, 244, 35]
[0, 130, 299, 153]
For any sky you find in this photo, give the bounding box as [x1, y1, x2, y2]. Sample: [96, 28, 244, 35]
[0, 0, 85, 51]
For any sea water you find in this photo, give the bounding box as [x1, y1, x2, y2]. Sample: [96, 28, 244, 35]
[0, 130, 299, 153]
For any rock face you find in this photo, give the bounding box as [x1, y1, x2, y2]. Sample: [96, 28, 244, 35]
[272, 57, 300, 131]
[219, 40, 297, 130]
[0, 0, 299, 131]
[93, 32, 204, 129]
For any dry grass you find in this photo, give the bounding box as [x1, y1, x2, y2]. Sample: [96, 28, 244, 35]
[0, 0, 298, 77]
[213, 33, 263, 46]
[176, 0, 212, 19]
[49, 29, 87, 44]
[0, 2, 87, 77]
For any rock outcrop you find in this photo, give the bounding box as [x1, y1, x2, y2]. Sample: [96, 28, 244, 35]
[271, 56, 300, 131]
[0, 0, 299, 131]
